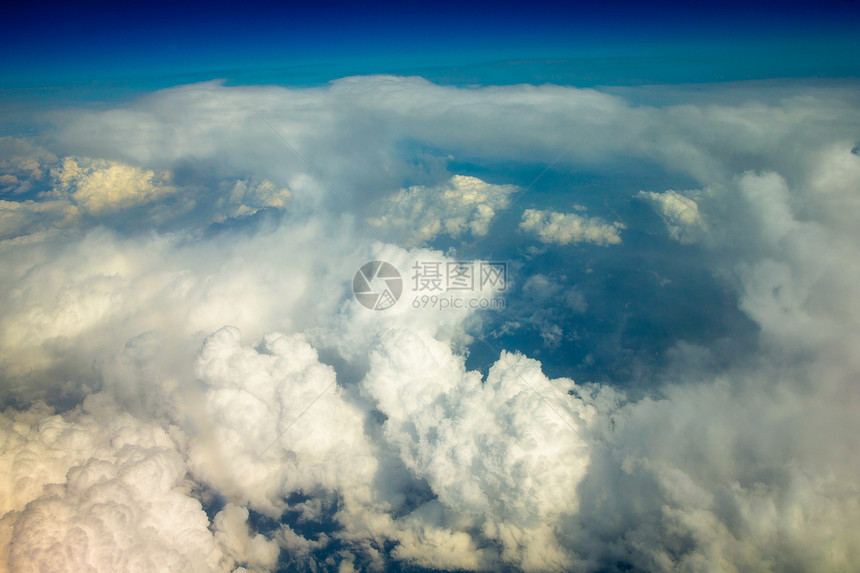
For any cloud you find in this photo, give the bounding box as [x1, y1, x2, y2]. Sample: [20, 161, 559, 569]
[187, 326, 376, 516]
[0, 151, 292, 243]
[213, 504, 280, 572]
[48, 79, 860, 203]
[516, 274, 587, 348]
[212, 179, 291, 223]
[0, 398, 225, 573]
[0, 198, 73, 241]
[0, 137, 56, 196]
[638, 189, 706, 243]
[520, 208, 624, 246]
[370, 175, 517, 246]
[0, 217, 363, 400]
[522, 274, 587, 312]
[49, 156, 177, 214]
[359, 329, 594, 571]
[564, 163, 860, 570]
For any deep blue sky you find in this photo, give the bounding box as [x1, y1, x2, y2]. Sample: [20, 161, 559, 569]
[2, 0, 859, 91]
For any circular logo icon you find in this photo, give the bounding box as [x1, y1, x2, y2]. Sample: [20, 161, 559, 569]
[353, 261, 403, 310]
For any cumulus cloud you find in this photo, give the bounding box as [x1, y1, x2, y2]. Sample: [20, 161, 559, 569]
[49, 78, 860, 203]
[520, 208, 624, 246]
[49, 156, 177, 214]
[638, 189, 706, 243]
[213, 504, 280, 572]
[0, 215, 363, 400]
[0, 398, 224, 573]
[0, 151, 292, 242]
[187, 326, 376, 516]
[0, 155, 187, 240]
[360, 329, 593, 571]
[370, 175, 517, 246]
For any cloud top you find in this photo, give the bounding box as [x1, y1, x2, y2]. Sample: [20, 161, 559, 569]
[520, 208, 624, 246]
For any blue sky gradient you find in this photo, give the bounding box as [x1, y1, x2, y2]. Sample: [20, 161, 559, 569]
[3, 0, 859, 90]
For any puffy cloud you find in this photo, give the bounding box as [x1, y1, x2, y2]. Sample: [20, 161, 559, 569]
[0, 150, 293, 243]
[213, 504, 280, 573]
[360, 329, 593, 570]
[48, 78, 860, 203]
[806, 143, 860, 231]
[0, 399, 225, 573]
[370, 175, 517, 246]
[52, 78, 642, 188]
[0, 216, 362, 399]
[49, 156, 177, 214]
[572, 368, 860, 571]
[638, 189, 706, 243]
[520, 208, 624, 246]
[187, 326, 376, 515]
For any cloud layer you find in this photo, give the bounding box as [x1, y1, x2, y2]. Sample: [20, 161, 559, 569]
[1, 76, 859, 571]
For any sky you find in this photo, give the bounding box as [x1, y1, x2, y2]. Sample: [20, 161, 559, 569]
[3, 0, 860, 89]
[1, 2, 860, 573]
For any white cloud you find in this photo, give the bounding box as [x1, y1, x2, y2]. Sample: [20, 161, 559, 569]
[49, 156, 177, 214]
[638, 189, 706, 243]
[0, 399, 225, 573]
[0, 217, 362, 396]
[370, 175, 517, 246]
[359, 329, 593, 570]
[567, 163, 860, 570]
[0, 152, 293, 242]
[187, 326, 377, 516]
[213, 504, 280, 573]
[520, 208, 624, 246]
